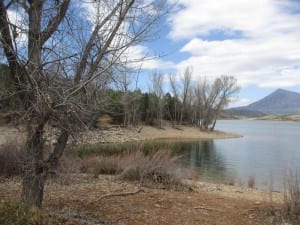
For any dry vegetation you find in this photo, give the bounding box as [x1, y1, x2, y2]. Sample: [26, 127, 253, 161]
[80, 150, 191, 190]
[0, 142, 24, 177]
[1, 140, 300, 224]
[0, 201, 60, 225]
[282, 170, 300, 221]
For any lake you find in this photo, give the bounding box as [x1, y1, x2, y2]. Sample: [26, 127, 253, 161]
[174, 120, 300, 190]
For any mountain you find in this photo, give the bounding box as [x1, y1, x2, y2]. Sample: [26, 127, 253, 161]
[229, 89, 300, 116]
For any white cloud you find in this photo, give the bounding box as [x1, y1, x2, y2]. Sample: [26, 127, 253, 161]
[7, 9, 28, 44]
[228, 97, 252, 108]
[166, 0, 300, 89]
[122, 45, 175, 70]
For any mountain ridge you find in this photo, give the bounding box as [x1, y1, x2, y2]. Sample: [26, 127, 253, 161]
[229, 88, 300, 116]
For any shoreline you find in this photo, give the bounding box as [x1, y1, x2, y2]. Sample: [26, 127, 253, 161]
[75, 125, 242, 144]
[0, 124, 242, 146]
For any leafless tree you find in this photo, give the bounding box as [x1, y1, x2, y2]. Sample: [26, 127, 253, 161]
[168, 73, 179, 127]
[150, 71, 165, 128]
[191, 76, 239, 130]
[180, 66, 192, 124]
[118, 70, 141, 127]
[0, 0, 169, 206]
[209, 76, 239, 130]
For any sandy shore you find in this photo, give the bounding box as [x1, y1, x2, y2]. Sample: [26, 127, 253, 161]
[76, 125, 242, 144]
[139, 125, 241, 140]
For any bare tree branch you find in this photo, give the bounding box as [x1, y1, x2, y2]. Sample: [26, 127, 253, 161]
[41, 0, 71, 46]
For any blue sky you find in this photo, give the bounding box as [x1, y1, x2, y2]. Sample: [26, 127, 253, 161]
[136, 0, 300, 107]
[5, 0, 300, 107]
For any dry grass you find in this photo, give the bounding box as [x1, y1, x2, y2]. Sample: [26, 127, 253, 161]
[0, 142, 24, 177]
[81, 155, 122, 175]
[47, 153, 84, 185]
[267, 170, 300, 225]
[283, 170, 300, 218]
[0, 200, 59, 225]
[82, 150, 192, 190]
[119, 150, 184, 187]
[247, 175, 255, 189]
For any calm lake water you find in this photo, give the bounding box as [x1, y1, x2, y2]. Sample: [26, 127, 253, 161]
[174, 120, 300, 190]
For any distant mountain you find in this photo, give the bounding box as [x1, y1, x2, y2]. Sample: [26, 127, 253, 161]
[228, 89, 300, 116]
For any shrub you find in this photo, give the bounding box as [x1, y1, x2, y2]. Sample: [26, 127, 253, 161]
[0, 143, 24, 177]
[228, 177, 235, 186]
[119, 150, 183, 186]
[283, 170, 300, 218]
[47, 153, 84, 185]
[83, 150, 191, 190]
[0, 200, 59, 225]
[82, 155, 122, 176]
[247, 175, 255, 189]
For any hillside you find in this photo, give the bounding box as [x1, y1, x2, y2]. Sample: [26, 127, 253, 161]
[228, 89, 300, 116]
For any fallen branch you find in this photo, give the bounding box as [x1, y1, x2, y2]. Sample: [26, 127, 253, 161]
[193, 205, 224, 212]
[93, 189, 144, 203]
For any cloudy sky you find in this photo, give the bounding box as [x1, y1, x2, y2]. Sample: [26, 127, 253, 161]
[5, 0, 300, 107]
[140, 0, 300, 107]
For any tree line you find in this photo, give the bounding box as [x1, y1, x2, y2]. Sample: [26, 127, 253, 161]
[102, 68, 239, 131]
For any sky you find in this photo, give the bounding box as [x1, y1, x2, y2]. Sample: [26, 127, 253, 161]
[4, 0, 300, 108]
[136, 0, 300, 107]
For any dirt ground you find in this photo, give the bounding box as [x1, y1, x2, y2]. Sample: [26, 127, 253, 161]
[0, 174, 284, 225]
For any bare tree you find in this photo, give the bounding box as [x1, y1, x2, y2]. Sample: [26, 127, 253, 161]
[150, 71, 165, 128]
[210, 76, 239, 130]
[168, 73, 179, 127]
[118, 70, 141, 127]
[191, 76, 239, 131]
[0, 0, 168, 206]
[180, 66, 192, 124]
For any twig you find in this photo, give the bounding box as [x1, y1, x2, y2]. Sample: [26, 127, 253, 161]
[93, 189, 144, 203]
[193, 205, 224, 212]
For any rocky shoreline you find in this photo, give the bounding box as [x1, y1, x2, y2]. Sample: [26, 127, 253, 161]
[74, 125, 241, 145]
[0, 124, 241, 146]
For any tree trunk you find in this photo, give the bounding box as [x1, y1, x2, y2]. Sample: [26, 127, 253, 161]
[211, 117, 217, 131]
[21, 127, 46, 207]
[21, 125, 69, 207]
[21, 169, 46, 207]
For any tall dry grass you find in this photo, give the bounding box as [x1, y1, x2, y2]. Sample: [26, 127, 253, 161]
[119, 150, 183, 187]
[0, 142, 24, 177]
[247, 175, 255, 189]
[0, 200, 59, 225]
[283, 170, 300, 218]
[267, 170, 300, 225]
[82, 150, 192, 190]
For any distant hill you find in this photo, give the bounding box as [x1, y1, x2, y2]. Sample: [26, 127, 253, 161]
[228, 89, 300, 116]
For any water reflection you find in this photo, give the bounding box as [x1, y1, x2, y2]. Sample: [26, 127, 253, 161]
[88, 120, 300, 191]
[172, 141, 236, 184]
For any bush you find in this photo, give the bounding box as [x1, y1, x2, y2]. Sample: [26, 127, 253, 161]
[119, 150, 182, 186]
[0, 143, 24, 177]
[81, 155, 122, 175]
[247, 175, 255, 189]
[283, 170, 300, 218]
[0, 200, 59, 225]
[83, 150, 191, 190]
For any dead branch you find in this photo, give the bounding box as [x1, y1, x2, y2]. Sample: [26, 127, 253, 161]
[92, 189, 144, 203]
